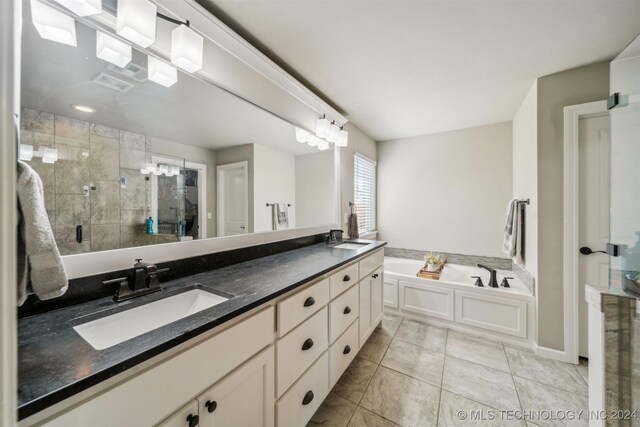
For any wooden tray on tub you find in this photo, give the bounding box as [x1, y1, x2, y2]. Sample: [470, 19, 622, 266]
[416, 260, 447, 280]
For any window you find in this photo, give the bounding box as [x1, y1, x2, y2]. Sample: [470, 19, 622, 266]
[354, 153, 376, 234]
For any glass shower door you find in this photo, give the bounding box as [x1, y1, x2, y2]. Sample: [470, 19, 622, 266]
[609, 34, 640, 295]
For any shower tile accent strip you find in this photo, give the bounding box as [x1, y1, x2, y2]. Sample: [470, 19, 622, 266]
[512, 263, 535, 295]
[384, 247, 512, 271]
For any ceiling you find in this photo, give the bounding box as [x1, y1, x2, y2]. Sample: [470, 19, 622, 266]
[198, 0, 640, 141]
[21, 6, 318, 156]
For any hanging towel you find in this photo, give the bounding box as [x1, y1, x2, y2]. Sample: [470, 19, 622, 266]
[502, 199, 523, 264]
[17, 161, 68, 306]
[347, 213, 359, 239]
[274, 203, 289, 230]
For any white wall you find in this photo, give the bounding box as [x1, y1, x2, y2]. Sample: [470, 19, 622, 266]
[295, 151, 335, 228]
[378, 122, 513, 257]
[512, 81, 538, 279]
[253, 144, 296, 232]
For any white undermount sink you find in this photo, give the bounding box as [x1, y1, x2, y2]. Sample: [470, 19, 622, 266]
[73, 289, 228, 350]
[333, 242, 371, 250]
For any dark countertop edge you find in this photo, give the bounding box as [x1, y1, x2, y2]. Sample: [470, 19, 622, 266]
[18, 242, 386, 420]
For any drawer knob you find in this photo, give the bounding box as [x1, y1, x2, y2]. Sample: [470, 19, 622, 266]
[343, 306, 352, 315]
[302, 390, 314, 405]
[343, 274, 351, 282]
[301, 338, 314, 351]
[343, 345, 351, 355]
[303, 296, 315, 307]
[372, 273, 379, 279]
[205, 400, 217, 413]
[186, 414, 199, 427]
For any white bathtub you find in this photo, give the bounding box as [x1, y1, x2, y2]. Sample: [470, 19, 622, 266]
[383, 257, 535, 345]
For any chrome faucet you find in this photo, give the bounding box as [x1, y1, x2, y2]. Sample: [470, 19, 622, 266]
[477, 264, 499, 288]
[103, 259, 169, 302]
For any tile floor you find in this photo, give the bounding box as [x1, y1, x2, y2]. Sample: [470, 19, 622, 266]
[308, 314, 589, 427]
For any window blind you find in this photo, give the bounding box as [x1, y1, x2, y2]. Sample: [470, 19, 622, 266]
[354, 153, 376, 234]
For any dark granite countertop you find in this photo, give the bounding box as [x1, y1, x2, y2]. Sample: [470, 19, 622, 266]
[18, 240, 386, 420]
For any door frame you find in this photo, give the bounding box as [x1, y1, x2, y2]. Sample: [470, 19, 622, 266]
[217, 161, 249, 237]
[563, 100, 608, 364]
[184, 161, 207, 239]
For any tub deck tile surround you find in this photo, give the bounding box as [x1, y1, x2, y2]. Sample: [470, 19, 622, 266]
[309, 316, 588, 427]
[384, 247, 512, 270]
[17, 236, 386, 420]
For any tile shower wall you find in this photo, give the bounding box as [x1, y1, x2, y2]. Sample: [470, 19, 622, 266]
[20, 108, 154, 255]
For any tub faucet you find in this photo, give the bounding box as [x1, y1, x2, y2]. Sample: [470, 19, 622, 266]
[477, 264, 499, 288]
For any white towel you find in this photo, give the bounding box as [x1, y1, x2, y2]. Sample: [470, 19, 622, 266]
[17, 161, 68, 305]
[502, 199, 523, 264]
[273, 203, 289, 230]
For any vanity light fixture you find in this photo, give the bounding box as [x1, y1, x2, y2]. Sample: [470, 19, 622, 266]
[53, 0, 101, 17]
[42, 147, 59, 164]
[96, 31, 132, 68]
[295, 127, 310, 143]
[31, 0, 77, 47]
[116, 0, 157, 48]
[148, 56, 178, 87]
[19, 144, 34, 162]
[72, 104, 96, 113]
[316, 115, 331, 139]
[171, 24, 203, 73]
[335, 127, 348, 147]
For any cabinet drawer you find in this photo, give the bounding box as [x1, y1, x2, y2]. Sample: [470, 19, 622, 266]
[276, 307, 328, 397]
[329, 320, 359, 389]
[329, 263, 359, 299]
[329, 284, 359, 343]
[359, 249, 384, 280]
[278, 278, 329, 337]
[276, 352, 329, 427]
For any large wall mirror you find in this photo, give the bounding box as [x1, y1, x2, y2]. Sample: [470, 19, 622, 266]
[19, 0, 337, 256]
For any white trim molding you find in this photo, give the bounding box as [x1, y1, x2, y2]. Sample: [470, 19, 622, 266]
[562, 100, 608, 364]
[0, 0, 19, 424]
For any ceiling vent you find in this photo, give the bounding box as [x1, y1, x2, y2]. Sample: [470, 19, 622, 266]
[107, 62, 148, 83]
[93, 73, 134, 93]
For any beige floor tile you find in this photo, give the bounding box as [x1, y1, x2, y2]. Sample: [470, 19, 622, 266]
[358, 331, 392, 364]
[347, 406, 398, 427]
[505, 346, 587, 395]
[332, 357, 378, 404]
[307, 392, 357, 427]
[395, 319, 447, 353]
[381, 339, 445, 387]
[360, 366, 440, 427]
[446, 330, 510, 373]
[438, 390, 525, 426]
[376, 313, 403, 337]
[442, 356, 520, 410]
[513, 376, 588, 427]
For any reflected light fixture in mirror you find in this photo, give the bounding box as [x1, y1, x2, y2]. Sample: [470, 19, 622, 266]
[96, 31, 132, 68]
[148, 56, 178, 87]
[53, 0, 101, 17]
[317, 139, 330, 150]
[171, 24, 204, 73]
[30, 0, 77, 46]
[72, 104, 95, 113]
[295, 127, 310, 143]
[116, 0, 157, 48]
[19, 144, 34, 162]
[308, 135, 320, 147]
[42, 147, 59, 164]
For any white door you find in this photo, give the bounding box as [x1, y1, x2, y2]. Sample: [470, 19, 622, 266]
[578, 114, 610, 357]
[197, 347, 274, 427]
[217, 162, 248, 236]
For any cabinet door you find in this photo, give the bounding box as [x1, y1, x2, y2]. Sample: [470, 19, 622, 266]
[156, 400, 199, 427]
[371, 268, 383, 327]
[359, 279, 372, 347]
[198, 346, 275, 427]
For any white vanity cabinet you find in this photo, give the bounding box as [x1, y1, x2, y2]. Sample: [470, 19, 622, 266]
[359, 267, 384, 347]
[156, 400, 199, 427]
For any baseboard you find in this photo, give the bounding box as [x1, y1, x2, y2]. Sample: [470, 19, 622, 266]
[534, 343, 573, 363]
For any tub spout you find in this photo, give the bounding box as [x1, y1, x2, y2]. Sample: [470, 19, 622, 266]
[477, 264, 499, 288]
